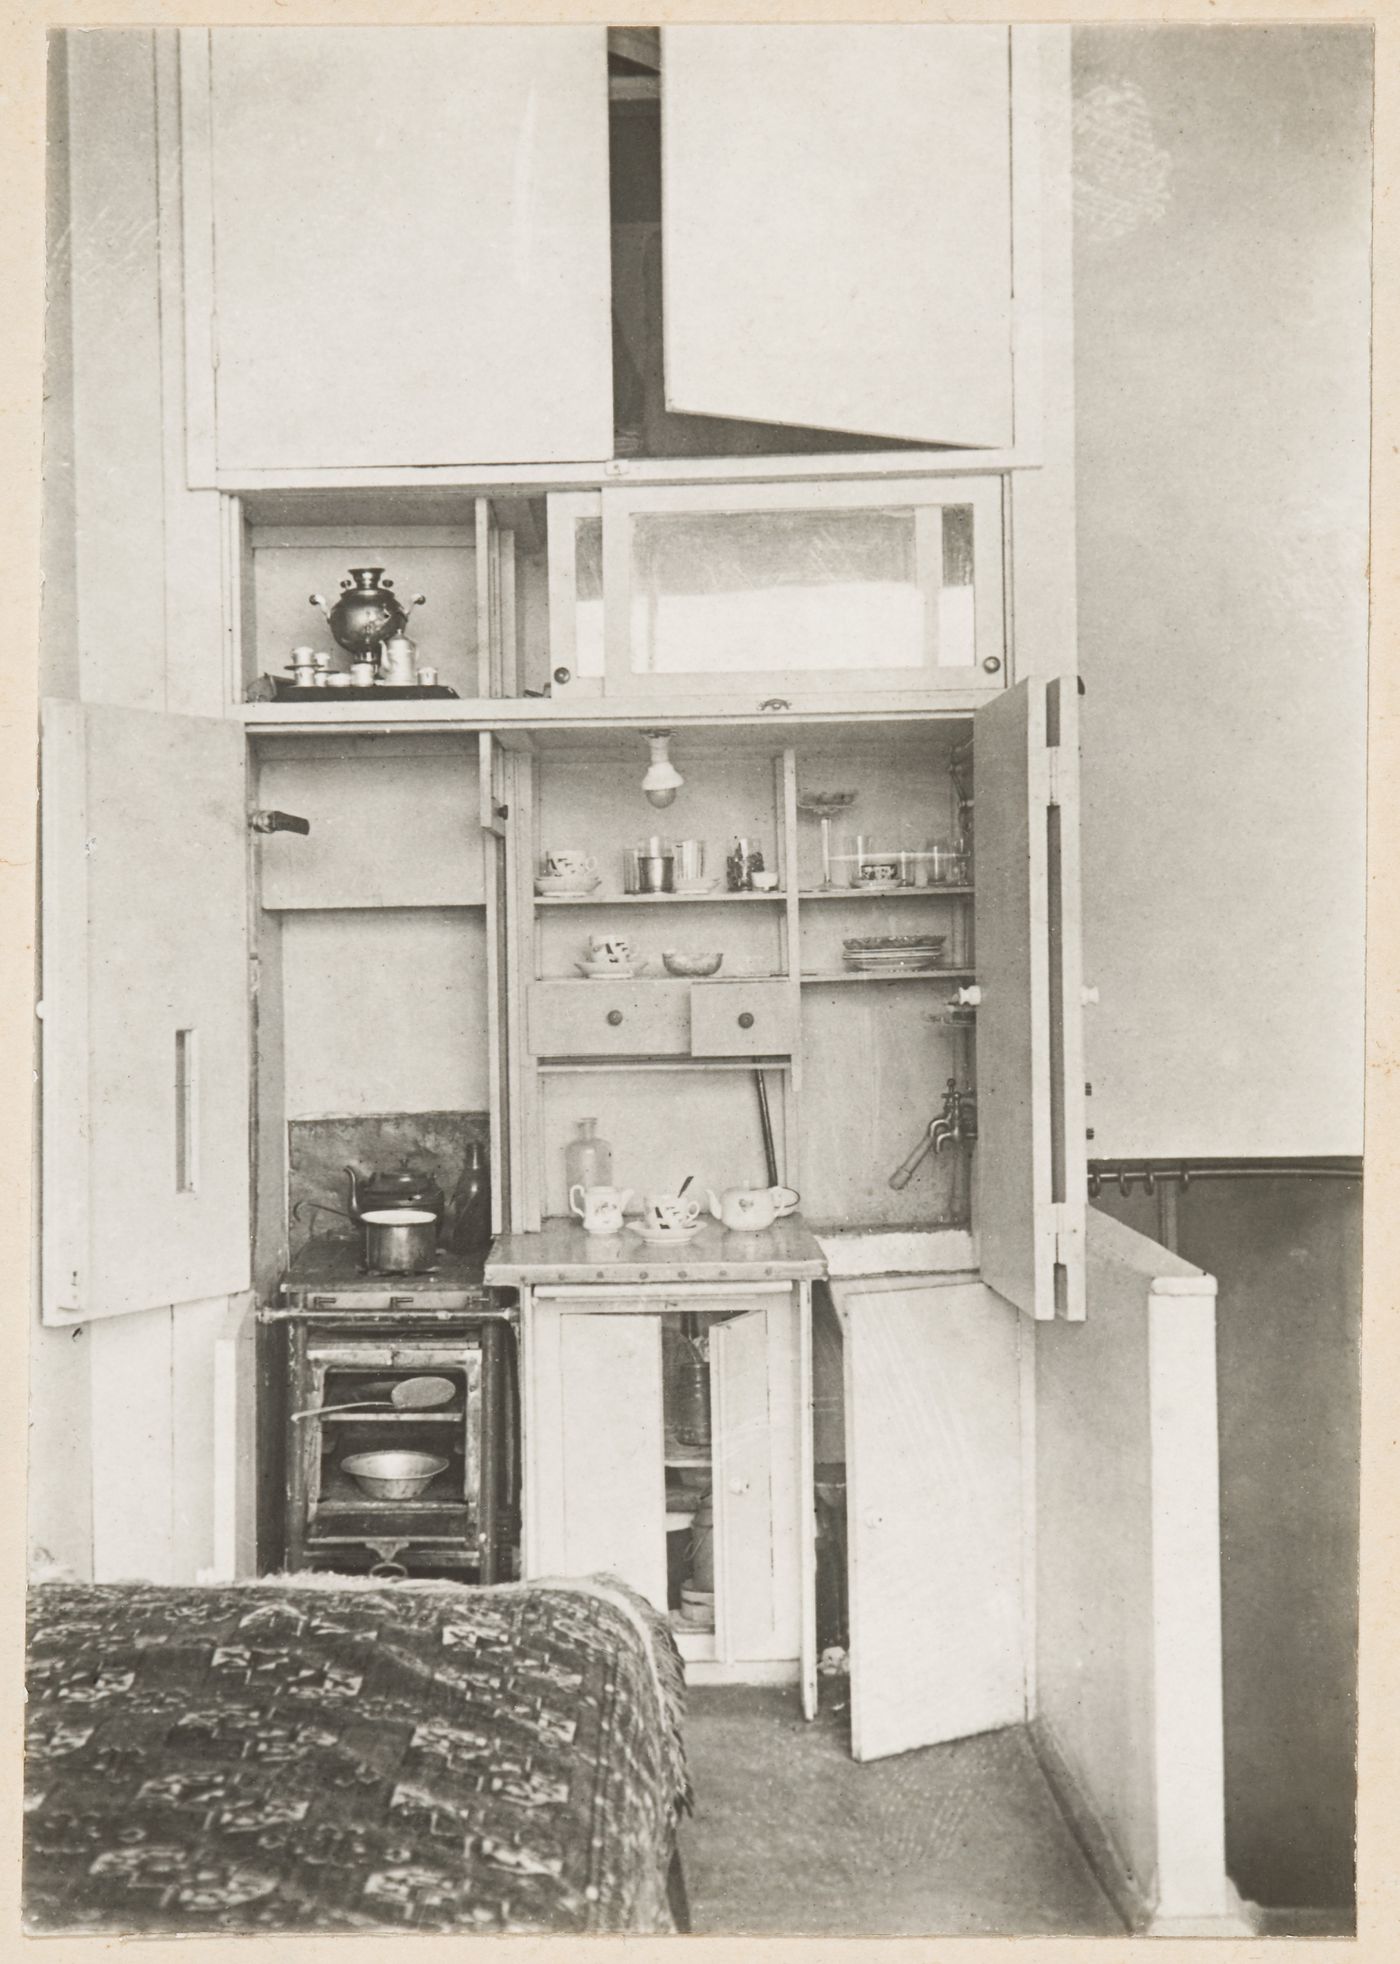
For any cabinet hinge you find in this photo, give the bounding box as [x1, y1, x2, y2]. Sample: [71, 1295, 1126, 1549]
[1046, 745, 1065, 808]
[1050, 1204, 1082, 1271]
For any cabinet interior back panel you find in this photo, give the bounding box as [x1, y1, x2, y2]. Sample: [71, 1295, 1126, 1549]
[662, 25, 1013, 448]
[281, 909, 489, 1118]
[206, 28, 614, 469]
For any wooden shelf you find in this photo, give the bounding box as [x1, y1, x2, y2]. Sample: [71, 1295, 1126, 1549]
[798, 886, 974, 900]
[800, 968, 976, 985]
[535, 891, 786, 906]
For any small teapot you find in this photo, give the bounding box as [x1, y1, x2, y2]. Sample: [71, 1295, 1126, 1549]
[379, 632, 419, 686]
[345, 1160, 444, 1225]
[570, 1183, 633, 1236]
[708, 1184, 800, 1233]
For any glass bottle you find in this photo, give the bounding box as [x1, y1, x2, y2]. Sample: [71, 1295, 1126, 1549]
[564, 1117, 613, 1193]
[458, 1140, 491, 1250]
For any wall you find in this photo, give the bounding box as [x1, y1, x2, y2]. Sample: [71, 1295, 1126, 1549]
[1035, 1208, 1232, 1928]
[1097, 1173, 1360, 1914]
[1073, 27, 1370, 1158]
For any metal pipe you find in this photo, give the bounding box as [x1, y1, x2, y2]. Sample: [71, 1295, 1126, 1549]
[1088, 1160, 1360, 1199]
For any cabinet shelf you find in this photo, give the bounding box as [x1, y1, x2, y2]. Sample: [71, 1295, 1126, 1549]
[535, 891, 786, 906]
[800, 969, 976, 985]
[798, 886, 974, 900]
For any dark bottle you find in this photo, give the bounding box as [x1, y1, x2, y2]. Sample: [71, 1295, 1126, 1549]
[449, 1141, 492, 1253]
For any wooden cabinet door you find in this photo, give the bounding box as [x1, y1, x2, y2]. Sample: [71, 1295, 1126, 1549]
[661, 26, 1014, 447]
[710, 1300, 801, 1663]
[40, 701, 251, 1323]
[182, 28, 613, 475]
[974, 676, 1087, 1320]
[842, 1280, 1024, 1762]
[526, 1303, 667, 1610]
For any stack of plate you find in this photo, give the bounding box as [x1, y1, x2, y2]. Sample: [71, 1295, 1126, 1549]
[843, 933, 947, 974]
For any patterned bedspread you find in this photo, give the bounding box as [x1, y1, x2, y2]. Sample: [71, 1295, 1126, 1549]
[25, 1576, 688, 1936]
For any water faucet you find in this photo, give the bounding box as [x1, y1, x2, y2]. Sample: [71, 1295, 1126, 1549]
[933, 1078, 977, 1153]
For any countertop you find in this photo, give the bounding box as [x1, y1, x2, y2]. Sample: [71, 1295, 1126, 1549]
[484, 1216, 828, 1287]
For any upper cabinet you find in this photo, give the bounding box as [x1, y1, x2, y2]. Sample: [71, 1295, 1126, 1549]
[179, 27, 614, 478]
[660, 26, 1018, 449]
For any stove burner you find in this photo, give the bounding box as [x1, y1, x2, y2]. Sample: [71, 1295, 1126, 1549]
[355, 1262, 443, 1278]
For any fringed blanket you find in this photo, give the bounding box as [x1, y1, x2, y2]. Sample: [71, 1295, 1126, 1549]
[25, 1575, 688, 1935]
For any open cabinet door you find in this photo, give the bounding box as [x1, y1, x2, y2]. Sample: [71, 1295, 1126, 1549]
[974, 676, 1086, 1320]
[661, 26, 1013, 446]
[842, 1280, 1024, 1762]
[526, 1303, 667, 1610]
[41, 701, 250, 1323]
[711, 1300, 801, 1665]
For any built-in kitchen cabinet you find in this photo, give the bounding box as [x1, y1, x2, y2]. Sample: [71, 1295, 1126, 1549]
[178, 27, 614, 478]
[515, 1281, 812, 1701]
[661, 26, 1018, 449]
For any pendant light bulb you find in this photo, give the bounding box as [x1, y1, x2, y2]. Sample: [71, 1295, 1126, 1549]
[641, 731, 684, 809]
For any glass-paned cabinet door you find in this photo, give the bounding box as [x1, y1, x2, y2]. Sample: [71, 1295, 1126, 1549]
[547, 478, 1004, 699]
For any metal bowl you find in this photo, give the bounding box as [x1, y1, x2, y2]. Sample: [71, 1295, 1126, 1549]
[662, 950, 723, 977]
[340, 1450, 448, 1500]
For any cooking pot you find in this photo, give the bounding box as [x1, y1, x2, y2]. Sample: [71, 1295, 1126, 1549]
[707, 1184, 800, 1233]
[345, 1162, 444, 1224]
[361, 1208, 438, 1273]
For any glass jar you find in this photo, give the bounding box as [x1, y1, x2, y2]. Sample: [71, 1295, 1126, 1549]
[564, 1118, 613, 1193]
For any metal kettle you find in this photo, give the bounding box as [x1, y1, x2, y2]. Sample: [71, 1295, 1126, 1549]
[310, 569, 425, 661]
[345, 1161, 445, 1225]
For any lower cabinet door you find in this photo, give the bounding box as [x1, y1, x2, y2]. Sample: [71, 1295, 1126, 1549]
[842, 1280, 1024, 1761]
[528, 1305, 668, 1611]
[711, 1300, 800, 1663]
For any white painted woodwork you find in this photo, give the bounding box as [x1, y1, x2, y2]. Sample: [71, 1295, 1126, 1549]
[662, 27, 1012, 447]
[1035, 1209, 1232, 1926]
[171, 1294, 235, 1580]
[711, 1302, 800, 1663]
[256, 748, 483, 910]
[89, 1308, 176, 1582]
[280, 909, 489, 1119]
[189, 28, 613, 472]
[40, 701, 250, 1324]
[974, 679, 1086, 1320]
[840, 1279, 1024, 1761]
[211, 1293, 260, 1581]
[67, 31, 167, 709]
[529, 1307, 667, 1609]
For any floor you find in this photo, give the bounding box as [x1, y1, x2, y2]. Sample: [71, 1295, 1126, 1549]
[677, 1687, 1126, 1937]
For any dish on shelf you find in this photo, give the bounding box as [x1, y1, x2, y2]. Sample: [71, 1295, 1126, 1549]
[536, 874, 601, 897]
[627, 1220, 704, 1245]
[840, 942, 950, 958]
[661, 950, 723, 977]
[672, 878, 716, 896]
[575, 960, 644, 979]
[340, 1450, 448, 1500]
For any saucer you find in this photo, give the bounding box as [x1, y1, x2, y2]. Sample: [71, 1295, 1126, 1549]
[628, 1221, 704, 1245]
[672, 880, 716, 896]
[536, 876, 601, 897]
[576, 961, 642, 979]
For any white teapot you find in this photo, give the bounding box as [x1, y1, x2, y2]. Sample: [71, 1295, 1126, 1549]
[708, 1184, 800, 1233]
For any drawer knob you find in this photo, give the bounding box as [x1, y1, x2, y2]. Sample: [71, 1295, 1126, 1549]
[982, 655, 1003, 674]
[606, 1009, 624, 1026]
[737, 1011, 755, 1030]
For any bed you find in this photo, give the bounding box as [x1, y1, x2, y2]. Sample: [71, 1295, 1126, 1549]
[24, 1574, 689, 1936]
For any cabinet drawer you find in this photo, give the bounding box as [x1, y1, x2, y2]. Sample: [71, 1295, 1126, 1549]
[528, 981, 690, 1058]
[689, 981, 798, 1057]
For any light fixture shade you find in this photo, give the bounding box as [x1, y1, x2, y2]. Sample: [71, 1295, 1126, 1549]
[642, 731, 684, 808]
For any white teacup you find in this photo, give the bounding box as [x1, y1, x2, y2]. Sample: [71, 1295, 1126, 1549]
[546, 849, 597, 879]
[570, 1183, 633, 1235]
[643, 1192, 702, 1233]
[588, 933, 633, 967]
